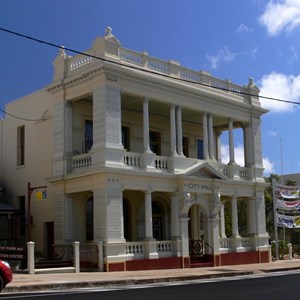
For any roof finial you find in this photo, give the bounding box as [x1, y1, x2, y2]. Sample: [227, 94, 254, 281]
[58, 46, 67, 58]
[105, 26, 112, 37]
[248, 77, 255, 88]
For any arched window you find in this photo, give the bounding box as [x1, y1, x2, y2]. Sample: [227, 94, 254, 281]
[86, 197, 93, 241]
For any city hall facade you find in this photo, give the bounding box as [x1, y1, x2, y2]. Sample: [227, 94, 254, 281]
[0, 27, 269, 271]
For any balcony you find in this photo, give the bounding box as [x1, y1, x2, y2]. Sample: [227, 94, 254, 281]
[69, 150, 261, 181]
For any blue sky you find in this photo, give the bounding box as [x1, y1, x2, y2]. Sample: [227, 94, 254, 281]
[1, 0, 300, 176]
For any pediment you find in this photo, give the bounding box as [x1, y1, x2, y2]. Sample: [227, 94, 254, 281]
[183, 162, 227, 180]
[105, 34, 121, 45]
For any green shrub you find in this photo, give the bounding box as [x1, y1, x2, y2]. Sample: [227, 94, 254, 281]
[271, 240, 289, 259]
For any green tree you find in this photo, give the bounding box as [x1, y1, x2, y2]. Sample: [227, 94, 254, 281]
[264, 173, 279, 236]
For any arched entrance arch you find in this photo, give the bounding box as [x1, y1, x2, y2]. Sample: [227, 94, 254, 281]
[188, 203, 209, 261]
[181, 193, 215, 264]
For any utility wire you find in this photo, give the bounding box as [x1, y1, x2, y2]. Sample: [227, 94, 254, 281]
[0, 26, 300, 117]
[0, 108, 48, 122]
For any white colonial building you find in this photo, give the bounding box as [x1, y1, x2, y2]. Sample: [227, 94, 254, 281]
[0, 27, 269, 271]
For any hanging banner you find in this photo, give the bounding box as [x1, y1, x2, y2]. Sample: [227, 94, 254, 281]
[276, 213, 300, 228]
[275, 185, 300, 200]
[276, 199, 300, 211]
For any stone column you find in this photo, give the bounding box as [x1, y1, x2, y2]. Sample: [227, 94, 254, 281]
[65, 101, 73, 154]
[170, 193, 179, 239]
[219, 202, 226, 238]
[143, 98, 151, 153]
[144, 191, 153, 240]
[208, 113, 215, 159]
[176, 106, 184, 156]
[53, 189, 71, 244]
[216, 130, 222, 162]
[170, 104, 177, 156]
[248, 197, 256, 236]
[180, 217, 190, 257]
[203, 112, 209, 160]
[228, 118, 235, 165]
[231, 196, 240, 238]
[244, 122, 254, 168]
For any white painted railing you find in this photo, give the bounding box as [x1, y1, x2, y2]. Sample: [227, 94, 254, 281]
[219, 237, 255, 251]
[72, 153, 92, 170]
[219, 238, 232, 249]
[69, 50, 93, 71]
[154, 156, 169, 171]
[156, 241, 172, 253]
[148, 57, 171, 75]
[118, 48, 252, 102]
[70, 150, 255, 181]
[123, 152, 142, 168]
[125, 242, 144, 254]
[218, 164, 229, 177]
[239, 167, 249, 179]
[240, 237, 253, 248]
[216, 163, 253, 180]
[65, 43, 254, 104]
[119, 48, 145, 66]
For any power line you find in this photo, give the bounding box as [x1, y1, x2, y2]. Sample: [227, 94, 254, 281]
[0, 108, 48, 122]
[0, 26, 300, 108]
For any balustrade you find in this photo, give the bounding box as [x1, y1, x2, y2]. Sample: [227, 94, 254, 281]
[70, 150, 255, 182]
[123, 152, 142, 168]
[125, 242, 144, 254]
[154, 156, 169, 171]
[119, 48, 144, 66]
[72, 153, 92, 170]
[65, 44, 251, 103]
[156, 241, 172, 253]
[219, 238, 232, 249]
[69, 50, 93, 71]
[240, 237, 253, 248]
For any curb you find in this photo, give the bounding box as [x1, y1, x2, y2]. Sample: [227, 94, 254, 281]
[3, 271, 252, 294]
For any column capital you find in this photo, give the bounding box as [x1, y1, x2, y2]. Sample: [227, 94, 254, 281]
[143, 189, 153, 195]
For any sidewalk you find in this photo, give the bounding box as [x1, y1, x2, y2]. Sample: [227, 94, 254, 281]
[4, 260, 300, 294]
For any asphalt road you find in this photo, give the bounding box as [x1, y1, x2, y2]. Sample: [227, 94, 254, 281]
[1, 271, 299, 300]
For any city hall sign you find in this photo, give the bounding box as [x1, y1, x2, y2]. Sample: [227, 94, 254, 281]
[184, 183, 213, 192]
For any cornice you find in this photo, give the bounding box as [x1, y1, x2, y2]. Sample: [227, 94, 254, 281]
[46, 66, 104, 93]
[105, 63, 259, 112]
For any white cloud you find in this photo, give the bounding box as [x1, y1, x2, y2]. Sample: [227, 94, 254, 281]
[237, 23, 254, 33]
[251, 47, 259, 60]
[221, 144, 244, 165]
[259, 72, 300, 112]
[259, 0, 300, 36]
[263, 157, 275, 175]
[206, 46, 237, 69]
[221, 144, 274, 175]
[268, 130, 278, 137]
[288, 46, 299, 65]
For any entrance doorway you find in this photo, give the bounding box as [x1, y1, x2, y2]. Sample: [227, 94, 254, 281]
[45, 222, 54, 258]
[188, 204, 213, 266]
